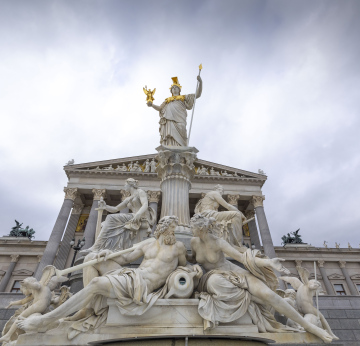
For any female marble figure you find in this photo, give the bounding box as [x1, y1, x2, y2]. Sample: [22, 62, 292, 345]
[187, 214, 334, 343]
[147, 76, 203, 147]
[194, 184, 245, 246]
[83, 178, 155, 255]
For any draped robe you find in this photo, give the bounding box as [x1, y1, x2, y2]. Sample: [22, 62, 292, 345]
[159, 94, 195, 146]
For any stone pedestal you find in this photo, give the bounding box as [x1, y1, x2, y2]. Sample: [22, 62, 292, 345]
[156, 145, 198, 233]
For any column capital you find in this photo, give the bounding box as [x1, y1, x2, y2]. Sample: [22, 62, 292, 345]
[72, 203, 84, 215]
[227, 194, 240, 206]
[92, 188, 107, 201]
[37, 255, 42, 263]
[64, 187, 79, 201]
[147, 190, 161, 203]
[339, 261, 346, 268]
[120, 189, 131, 202]
[10, 254, 20, 263]
[251, 195, 265, 208]
[245, 210, 255, 219]
[318, 260, 325, 267]
[295, 260, 302, 267]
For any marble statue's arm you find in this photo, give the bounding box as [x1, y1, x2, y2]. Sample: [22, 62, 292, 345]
[133, 190, 149, 221]
[219, 238, 246, 263]
[120, 245, 145, 263]
[106, 197, 131, 213]
[213, 192, 238, 212]
[177, 242, 188, 267]
[196, 75, 203, 99]
[147, 101, 161, 111]
[221, 240, 283, 269]
[6, 295, 33, 308]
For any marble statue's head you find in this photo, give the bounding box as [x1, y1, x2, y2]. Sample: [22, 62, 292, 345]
[214, 184, 224, 194]
[190, 214, 217, 237]
[20, 282, 30, 296]
[124, 178, 138, 191]
[22, 277, 40, 290]
[170, 85, 181, 96]
[154, 215, 178, 245]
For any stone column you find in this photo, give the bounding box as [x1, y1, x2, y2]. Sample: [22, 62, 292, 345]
[120, 189, 131, 213]
[245, 210, 261, 250]
[227, 194, 240, 209]
[318, 260, 334, 295]
[0, 255, 20, 292]
[147, 191, 161, 232]
[251, 195, 276, 259]
[34, 188, 78, 279]
[54, 203, 84, 270]
[82, 189, 106, 250]
[339, 261, 359, 296]
[156, 145, 198, 233]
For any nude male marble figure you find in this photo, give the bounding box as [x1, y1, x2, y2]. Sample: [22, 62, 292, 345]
[17, 216, 202, 333]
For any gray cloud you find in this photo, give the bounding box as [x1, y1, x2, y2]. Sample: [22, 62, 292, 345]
[0, 0, 359, 247]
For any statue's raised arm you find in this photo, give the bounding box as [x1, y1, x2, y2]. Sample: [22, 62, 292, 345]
[146, 75, 203, 147]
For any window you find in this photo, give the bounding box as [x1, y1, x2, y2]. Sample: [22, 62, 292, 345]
[11, 280, 21, 293]
[334, 284, 346, 295]
[356, 284, 360, 293]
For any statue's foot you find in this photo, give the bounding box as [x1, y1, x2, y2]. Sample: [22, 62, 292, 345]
[330, 332, 339, 340]
[311, 326, 333, 344]
[16, 315, 46, 333]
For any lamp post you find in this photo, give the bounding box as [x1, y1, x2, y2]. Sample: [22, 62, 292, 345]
[68, 237, 85, 278]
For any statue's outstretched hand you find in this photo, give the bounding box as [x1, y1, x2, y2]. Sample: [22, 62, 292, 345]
[97, 249, 112, 262]
[193, 264, 203, 279]
[197, 75, 202, 82]
[97, 198, 106, 210]
[147, 101, 153, 107]
[6, 302, 14, 309]
[270, 258, 290, 274]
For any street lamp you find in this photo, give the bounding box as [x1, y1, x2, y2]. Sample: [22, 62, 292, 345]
[68, 237, 85, 278]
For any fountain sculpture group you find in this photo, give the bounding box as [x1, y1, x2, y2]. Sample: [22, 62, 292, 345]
[0, 75, 338, 345]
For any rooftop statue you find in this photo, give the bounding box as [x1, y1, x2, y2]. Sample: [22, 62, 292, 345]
[9, 220, 35, 239]
[147, 74, 203, 147]
[281, 229, 304, 246]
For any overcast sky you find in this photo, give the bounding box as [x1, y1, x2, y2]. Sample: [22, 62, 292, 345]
[0, 0, 359, 248]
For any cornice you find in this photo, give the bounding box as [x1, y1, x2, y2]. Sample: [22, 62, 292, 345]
[64, 154, 266, 186]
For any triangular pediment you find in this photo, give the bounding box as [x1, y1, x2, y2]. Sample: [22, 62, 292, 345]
[64, 153, 266, 183]
[12, 269, 33, 276]
[0, 270, 5, 276]
[327, 273, 345, 280]
[350, 274, 360, 280]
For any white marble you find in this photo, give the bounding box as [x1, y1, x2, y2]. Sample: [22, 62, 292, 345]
[280, 266, 339, 340]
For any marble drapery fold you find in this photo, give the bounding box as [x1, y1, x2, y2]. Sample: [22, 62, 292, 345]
[159, 94, 195, 146]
